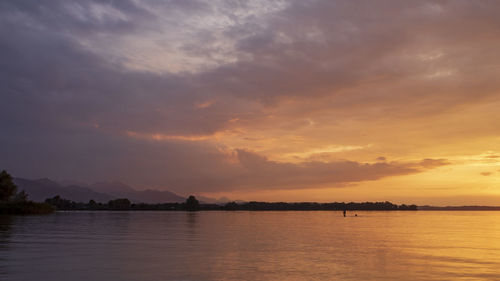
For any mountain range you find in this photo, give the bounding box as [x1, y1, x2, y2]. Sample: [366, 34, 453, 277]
[13, 177, 239, 204]
[13, 178, 187, 204]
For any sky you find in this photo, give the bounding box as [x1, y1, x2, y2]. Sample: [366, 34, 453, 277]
[1, 0, 500, 205]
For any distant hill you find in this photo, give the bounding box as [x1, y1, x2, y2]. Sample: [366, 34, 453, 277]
[89, 181, 186, 203]
[13, 178, 113, 203]
[196, 195, 231, 204]
[14, 177, 222, 204]
[90, 181, 136, 195]
[196, 195, 245, 205]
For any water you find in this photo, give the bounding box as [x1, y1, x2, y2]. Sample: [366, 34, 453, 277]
[1, 211, 500, 281]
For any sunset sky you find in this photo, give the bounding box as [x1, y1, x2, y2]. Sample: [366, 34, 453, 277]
[1, 0, 500, 205]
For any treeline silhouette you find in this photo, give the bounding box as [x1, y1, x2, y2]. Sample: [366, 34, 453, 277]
[44, 195, 417, 211]
[418, 205, 500, 211]
[0, 170, 54, 215]
[223, 201, 417, 211]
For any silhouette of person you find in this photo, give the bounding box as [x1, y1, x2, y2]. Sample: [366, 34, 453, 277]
[343, 210, 346, 217]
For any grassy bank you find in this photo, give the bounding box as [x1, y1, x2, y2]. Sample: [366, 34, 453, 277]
[0, 201, 55, 215]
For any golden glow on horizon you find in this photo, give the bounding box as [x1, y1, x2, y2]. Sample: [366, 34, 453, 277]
[124, 97, 500, 204]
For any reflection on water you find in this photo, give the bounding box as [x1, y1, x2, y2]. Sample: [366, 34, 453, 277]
[0, 216, 14, 277]
[1, 211, 500, 281]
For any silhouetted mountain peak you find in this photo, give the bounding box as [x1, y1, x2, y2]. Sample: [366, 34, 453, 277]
[13, 177, 186, 204]
[88, 182, 185, 203]
[34, 178, 60, 187]
[13, 177, 112, 203]
[90, 181, 136, 194]
[58, 179, 89, 187]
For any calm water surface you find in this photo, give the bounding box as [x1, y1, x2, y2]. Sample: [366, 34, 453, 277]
[1, 211, 500, 281]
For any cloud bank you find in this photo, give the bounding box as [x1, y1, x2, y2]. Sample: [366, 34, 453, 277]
[1, 0, 497, 195]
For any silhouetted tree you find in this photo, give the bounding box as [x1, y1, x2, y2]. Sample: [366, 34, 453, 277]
[0, 170, 17, 202]
[45, 195, 75, 209]
[88, 199, 97, 209]
[108, 198, 131, 210]
[13, 190, 28, 202]
[224, 201, 239, 210]
[185, 195, 199, 211]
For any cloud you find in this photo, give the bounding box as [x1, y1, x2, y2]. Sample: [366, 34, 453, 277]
[480, 172, 492, 176]
[485, 155, 500, 159]
[418, 158, 450, 169]
[0, 131, 449, 193]
[227, 150, 448, 191]
[0, 0, 498, 197]
[3, 0, 500, 137]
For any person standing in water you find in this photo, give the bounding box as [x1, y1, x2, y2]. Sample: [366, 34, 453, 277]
[343, 210, 346, 217]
